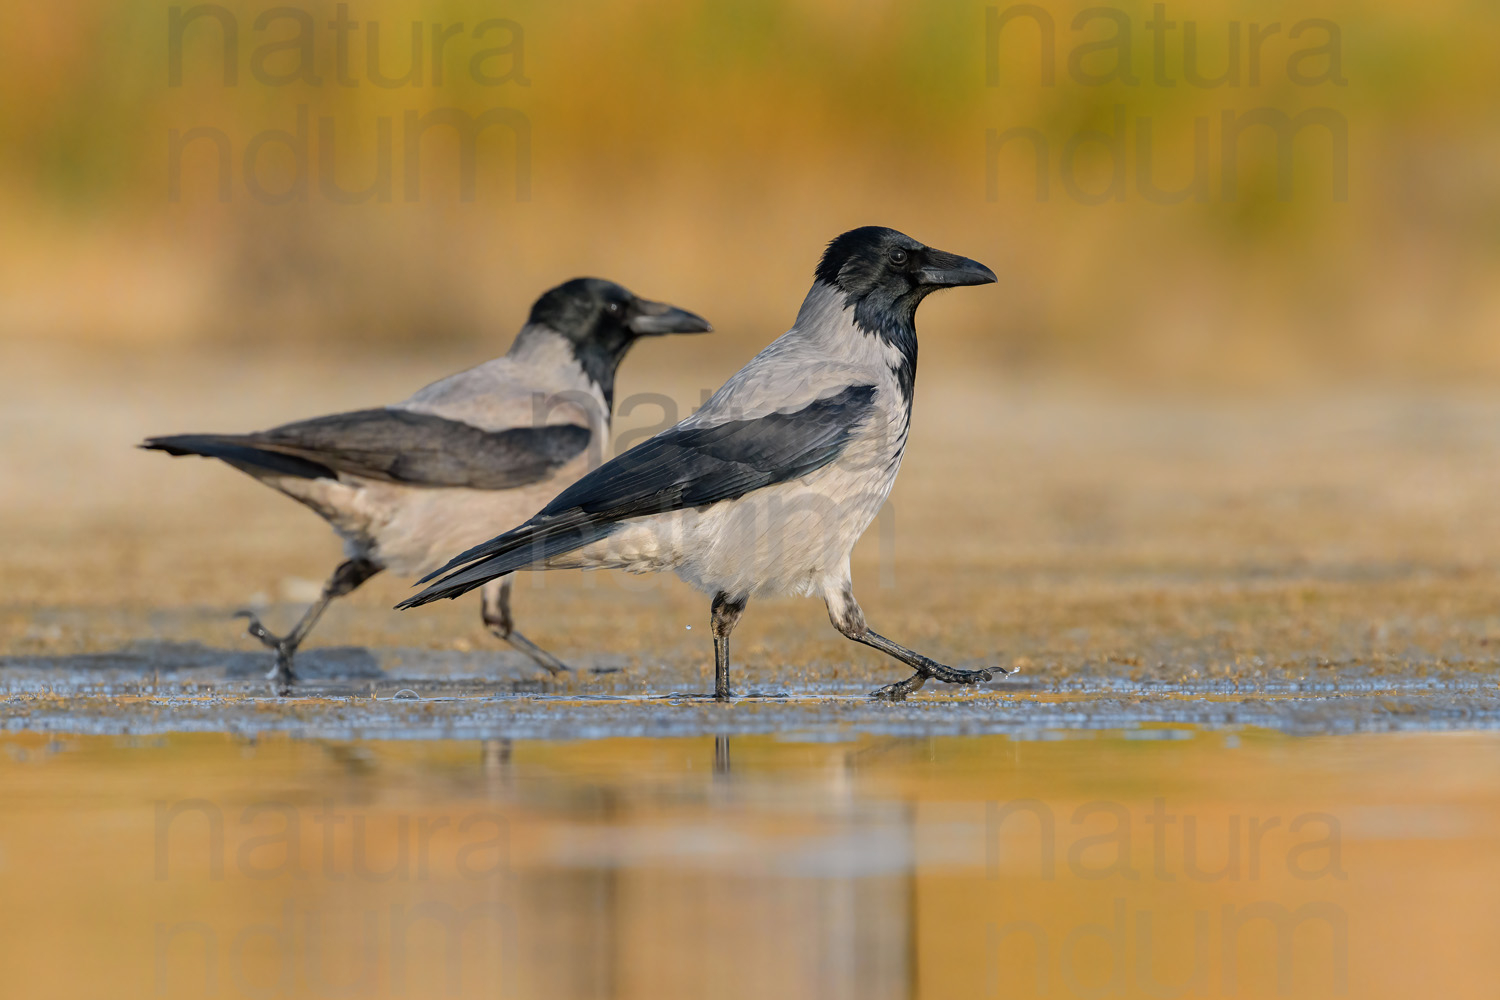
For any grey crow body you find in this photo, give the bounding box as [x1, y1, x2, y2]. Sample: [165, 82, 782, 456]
[398, 227, 1008, 701]
[143, 278, 711, 693]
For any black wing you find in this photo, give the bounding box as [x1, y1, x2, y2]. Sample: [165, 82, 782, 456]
[142, 408, 591, 490]
[398, 384, 879, 607]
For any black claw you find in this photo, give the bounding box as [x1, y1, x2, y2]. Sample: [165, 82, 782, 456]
[240, 612, 299, 696]
[235, 610, 286, 650]
[929, 665, 995, 685]
[870, 659, 1010, 701]
[870, 673, 926, 702]
[489, 624, 574, 678]
[266, 668, 296, 697]
[522, 652, 572, 679]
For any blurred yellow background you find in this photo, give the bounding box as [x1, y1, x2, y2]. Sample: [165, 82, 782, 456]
[6, 12, 1500, 998]
[3, 0, 1497, 385]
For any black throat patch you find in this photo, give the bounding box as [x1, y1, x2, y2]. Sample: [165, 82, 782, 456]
[564, 338, 630, 411]
[849, 294, 918, 409]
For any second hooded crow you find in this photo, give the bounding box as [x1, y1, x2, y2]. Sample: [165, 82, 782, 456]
[398, 227, 1009, 701]
[143, 278, 711, 694]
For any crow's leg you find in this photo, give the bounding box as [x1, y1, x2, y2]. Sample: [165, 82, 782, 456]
[824, 582, 1007, 702]
[711, 592, 749, 701]
[481, 576, 570, 677]
[238, 557, 383, 696]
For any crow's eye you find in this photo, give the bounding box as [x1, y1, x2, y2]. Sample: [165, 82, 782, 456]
[605, 301, 623, 315]
[889, 249, 908, 265]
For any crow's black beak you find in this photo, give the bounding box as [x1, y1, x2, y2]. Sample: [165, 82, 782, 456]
[917, 250, 997, 288]
[628, 299, 714, 335]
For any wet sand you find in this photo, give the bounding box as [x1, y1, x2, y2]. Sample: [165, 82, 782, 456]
[3, 640, 1499, 740]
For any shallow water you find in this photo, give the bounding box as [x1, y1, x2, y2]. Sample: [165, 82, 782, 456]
[2, 728, 1497, 999]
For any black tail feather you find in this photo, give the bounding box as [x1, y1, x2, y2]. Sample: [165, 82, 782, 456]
[140, 434, 336, 480]
[397, 518, 620, 608]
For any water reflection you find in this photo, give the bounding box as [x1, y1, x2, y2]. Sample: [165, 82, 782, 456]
[715, 734, 732, 778]
[1, 730, 1498, 998]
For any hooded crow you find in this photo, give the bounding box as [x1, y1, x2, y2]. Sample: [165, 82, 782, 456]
[143, 278, 711, 694]
[398, 227, 1008, 701]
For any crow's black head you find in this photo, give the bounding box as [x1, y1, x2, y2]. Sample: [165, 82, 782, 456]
[816, 227, 996, 308]
[815, 227, 995, 399]
[526, 277, 711, 405]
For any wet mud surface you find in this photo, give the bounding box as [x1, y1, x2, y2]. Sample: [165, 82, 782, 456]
[3, 639, 1497, 739]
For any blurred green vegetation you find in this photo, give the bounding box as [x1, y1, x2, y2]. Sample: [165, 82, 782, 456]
[0, 0, 1497, 385]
